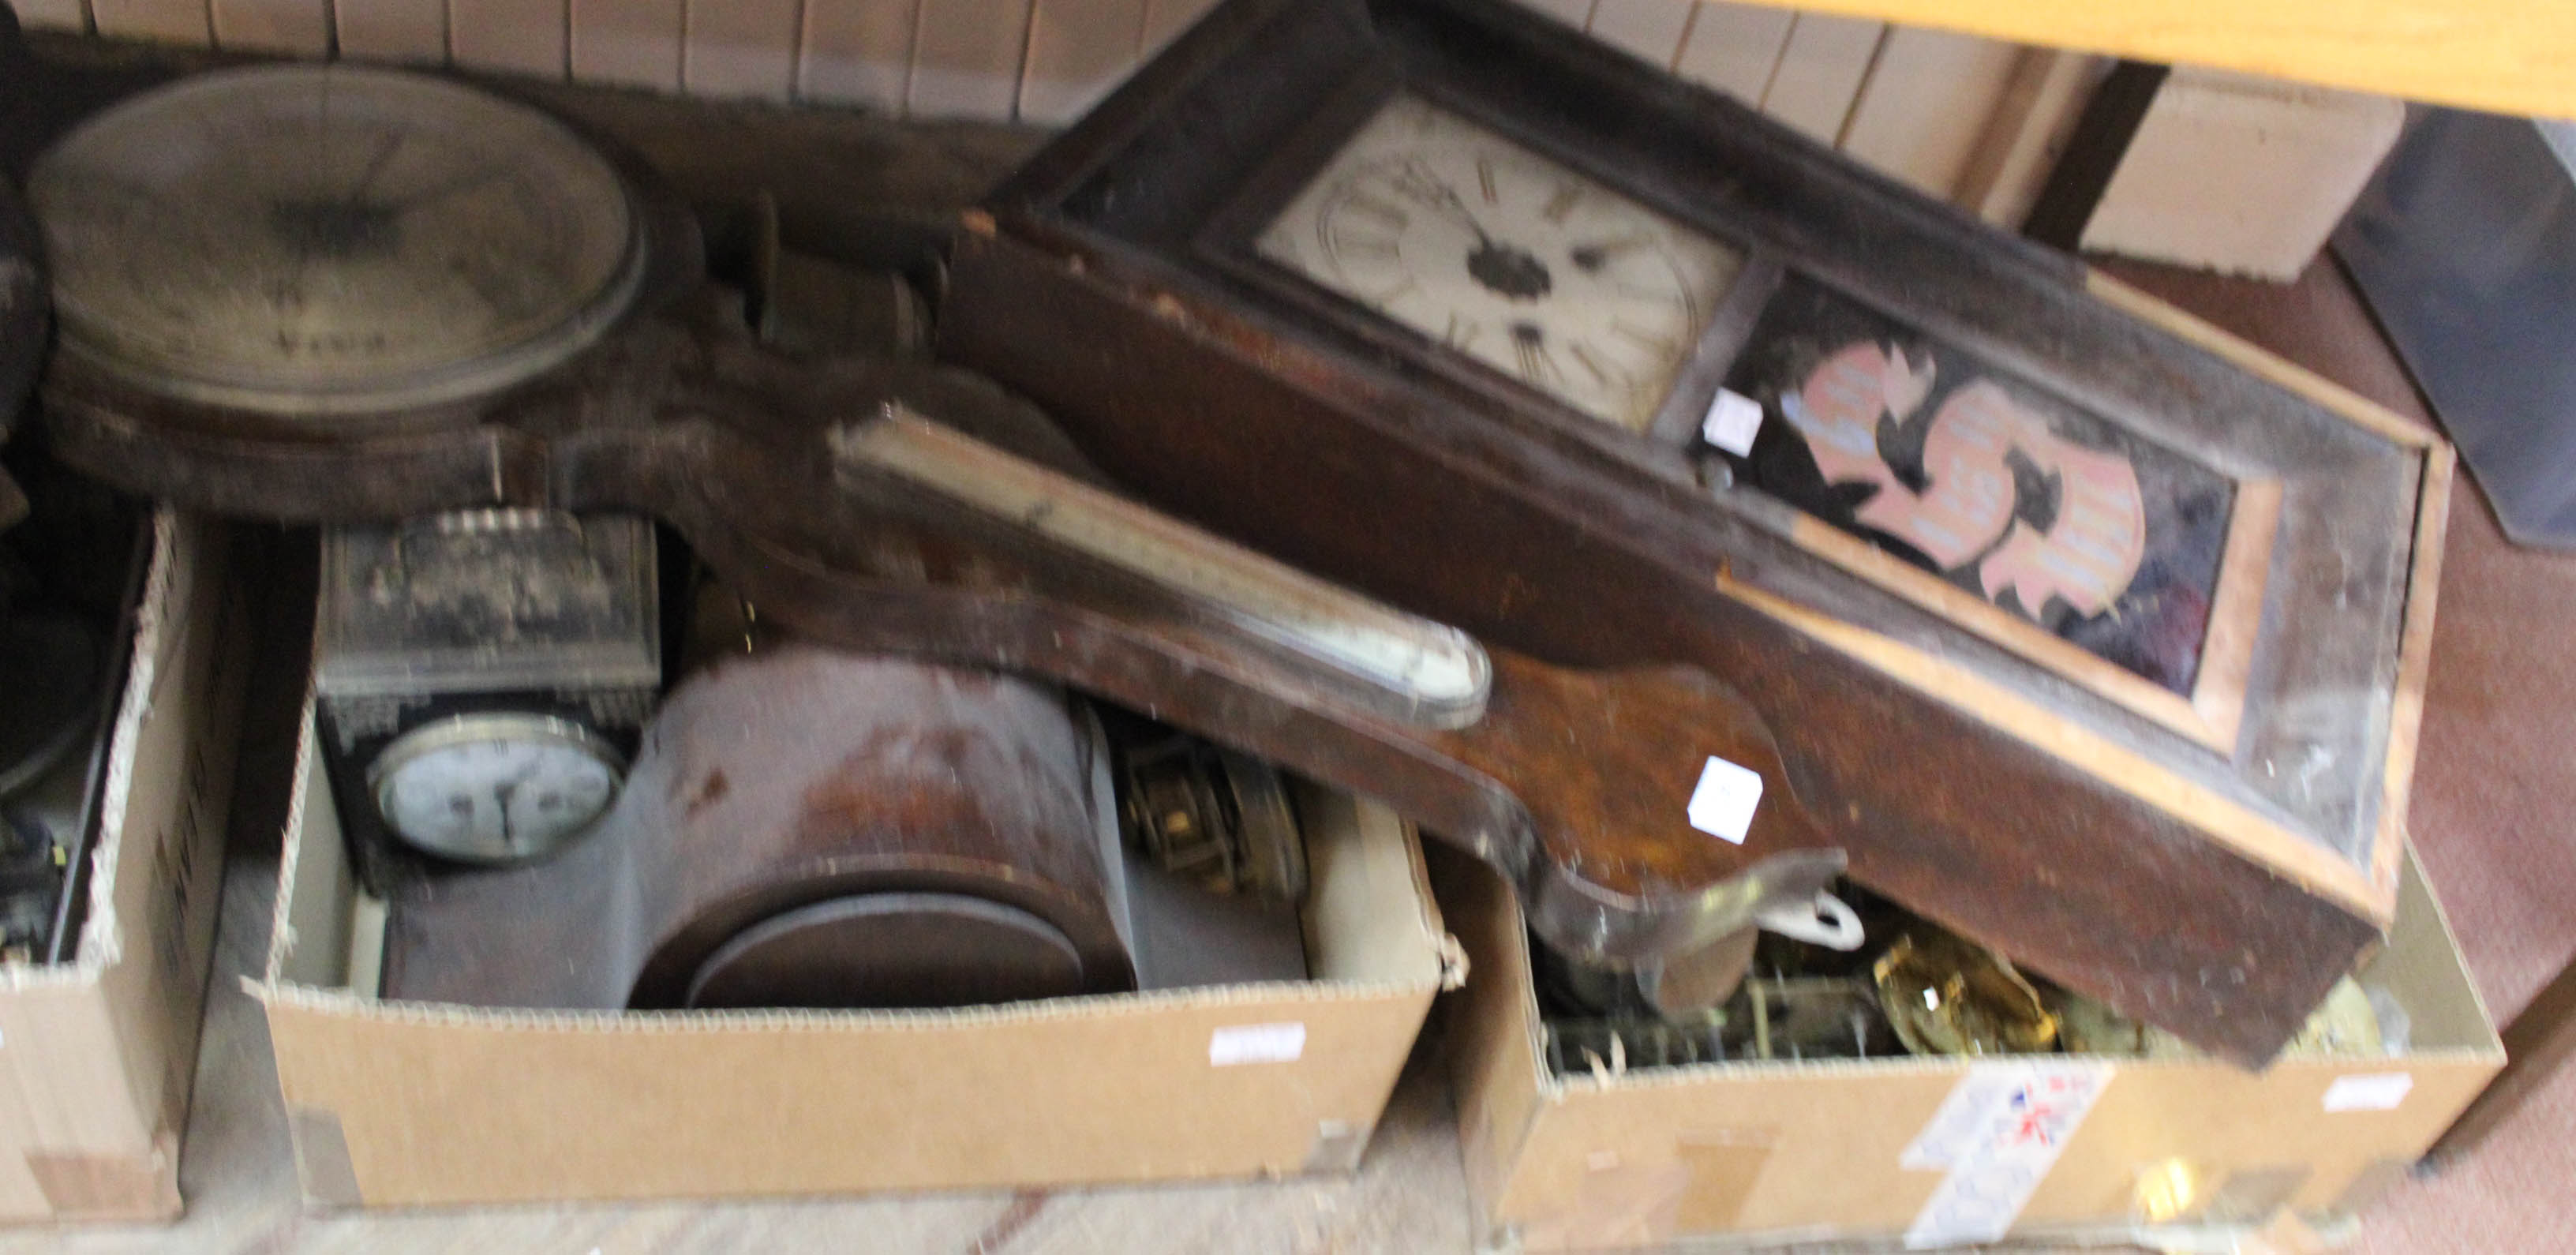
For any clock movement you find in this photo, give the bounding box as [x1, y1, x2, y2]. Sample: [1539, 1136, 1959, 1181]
[938, 0, 2451, 1062]
[17, 59, 1850, 1010]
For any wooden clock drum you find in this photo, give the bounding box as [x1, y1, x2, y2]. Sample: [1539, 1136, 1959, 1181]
[938, 0, 2453, 1062]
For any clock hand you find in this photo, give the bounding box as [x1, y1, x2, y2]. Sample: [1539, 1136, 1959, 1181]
[1386, 162, 1496, 246]
[263, 132, 410, 315]
[342, 131, 410, 212]
[1567, 235, 1653, 275]
[1423, 191, 1490, 243]
[1375, 161, 1562, 303]
[495, 781, 519, 846]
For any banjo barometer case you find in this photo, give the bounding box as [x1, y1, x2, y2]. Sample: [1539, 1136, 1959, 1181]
[938, 0, 2452, 1063]
[19, 55, 1859, 1028]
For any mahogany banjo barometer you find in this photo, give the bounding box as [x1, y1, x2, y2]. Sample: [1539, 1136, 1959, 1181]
[20, 56, 1870, 1025]
[939, 0, 2453, 1062]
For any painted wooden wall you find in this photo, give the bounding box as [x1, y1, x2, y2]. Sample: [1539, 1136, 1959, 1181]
[14, 0, 2104, 224]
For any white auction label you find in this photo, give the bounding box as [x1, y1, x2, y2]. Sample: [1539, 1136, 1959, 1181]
[1687, 755, 1764, 845]
[2322, 1073, 2414, 1112]
[1209, 1022, 1307, 1066]
[1702, 388, 1766, 456]
[1902, 1062, 2110, 1249]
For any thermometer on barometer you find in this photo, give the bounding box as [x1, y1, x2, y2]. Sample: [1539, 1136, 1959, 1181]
[836, 407, 1493, 729]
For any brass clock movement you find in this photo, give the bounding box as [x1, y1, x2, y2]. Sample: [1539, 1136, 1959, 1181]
[940, 0, 2453, 1062]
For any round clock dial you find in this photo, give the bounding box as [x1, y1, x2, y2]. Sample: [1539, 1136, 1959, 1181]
[29, 66, 642, 418]
[369, 714, 624, 864]
[1257, 96, 1744, 433]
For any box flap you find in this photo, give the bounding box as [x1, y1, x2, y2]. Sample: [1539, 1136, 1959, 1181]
[1296, 782, 1445, 988]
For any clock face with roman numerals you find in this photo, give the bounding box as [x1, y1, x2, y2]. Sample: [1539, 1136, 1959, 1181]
[1256, 95, 1743, 433]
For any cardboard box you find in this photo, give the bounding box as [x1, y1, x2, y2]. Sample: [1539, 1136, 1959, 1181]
[0, 510, 243, 1223]
[255, 706, 1458, 1210]
[1438, 845, 2503, 1251]
[2082, 67, 2406, 281]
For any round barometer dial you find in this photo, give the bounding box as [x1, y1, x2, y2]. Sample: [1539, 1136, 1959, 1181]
[29, 66, 643, 417]
[369, 714, 625, 864]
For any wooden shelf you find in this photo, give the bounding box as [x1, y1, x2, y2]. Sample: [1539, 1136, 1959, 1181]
[1713, 0, 2575, 118]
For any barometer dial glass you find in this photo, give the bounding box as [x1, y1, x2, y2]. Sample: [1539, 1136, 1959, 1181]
[1257, 96, 1745, 433]
[30, 66, 642, 416]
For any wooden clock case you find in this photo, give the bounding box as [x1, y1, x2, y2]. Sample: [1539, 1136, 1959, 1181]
[939, 0, 2453, 1063]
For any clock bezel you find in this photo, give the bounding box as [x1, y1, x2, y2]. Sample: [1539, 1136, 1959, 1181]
[30, 65, 652, 422]
[1189, 66, 1782, 487]
[1196, 73, 1777, 455]
[366, 711, 628, 864]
